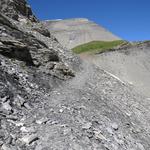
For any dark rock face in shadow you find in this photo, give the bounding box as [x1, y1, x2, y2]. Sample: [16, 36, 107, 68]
[0, 40, 34, 65]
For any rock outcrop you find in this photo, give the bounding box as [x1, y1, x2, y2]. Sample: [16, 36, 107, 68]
[0, 0, 37, 22]
[0, 11, 76, 79]
[42, 18, 121, 49]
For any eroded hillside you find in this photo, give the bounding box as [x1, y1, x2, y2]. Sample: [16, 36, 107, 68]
[0, 0, 150, 150]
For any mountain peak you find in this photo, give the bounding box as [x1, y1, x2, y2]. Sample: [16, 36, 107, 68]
[43, 18, 121, 49]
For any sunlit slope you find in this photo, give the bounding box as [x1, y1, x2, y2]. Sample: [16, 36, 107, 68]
[87, 42, 150, 97]
[72, 40, 125, 54]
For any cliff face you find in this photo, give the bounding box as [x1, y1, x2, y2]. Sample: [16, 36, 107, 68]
[43, 18, 121, 49]
[0, 1, 150, 150]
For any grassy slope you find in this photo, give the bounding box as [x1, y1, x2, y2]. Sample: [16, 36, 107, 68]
[72, 40, 125, 54]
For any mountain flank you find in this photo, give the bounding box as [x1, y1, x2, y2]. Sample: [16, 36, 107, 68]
[42, 18, 121, 49]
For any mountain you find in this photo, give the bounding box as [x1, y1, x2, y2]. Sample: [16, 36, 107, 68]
[0, 0, 150, 150]
[42, 18, 121, 49]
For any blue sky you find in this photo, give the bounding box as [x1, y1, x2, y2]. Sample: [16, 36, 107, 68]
[28, 0, 150, 41]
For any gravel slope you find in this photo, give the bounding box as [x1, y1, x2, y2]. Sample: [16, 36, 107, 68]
[34, 57, 150, 150]
[86, 45, 150, 98]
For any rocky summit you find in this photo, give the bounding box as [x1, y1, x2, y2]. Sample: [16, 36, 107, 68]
[0, 0, 150, 150]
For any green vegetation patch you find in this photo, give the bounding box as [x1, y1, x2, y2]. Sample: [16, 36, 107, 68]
[72, 40, 125, 54]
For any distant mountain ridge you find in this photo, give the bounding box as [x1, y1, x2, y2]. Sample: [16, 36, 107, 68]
[42, 18, 121, 49]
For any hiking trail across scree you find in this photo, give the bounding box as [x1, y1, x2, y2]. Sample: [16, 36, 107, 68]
[1, 0, 150, 149]
[32, 55, 150, 150]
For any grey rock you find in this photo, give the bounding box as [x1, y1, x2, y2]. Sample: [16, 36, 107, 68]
[20, 126, 36, 133]
[32, 24, 51, 37]
[0, 140, 3, 146]
[1, 144, 17, 150]
[20, 134, 39, 145]
[111, 123, 119, 130]
[2, 101, 12, 111]
[5, 136, 13, 145]
[36, 118, 49, 125]
[1, 144, 11, 150]
[82, 122, 92, 129]
[15, 122, 25, 127]
[23, 102, 31, 110]
[63, 128, 72, 135]
[94, 130, 107, 141]
[14, 95, 25, 107]
[6, 115, 18, 121]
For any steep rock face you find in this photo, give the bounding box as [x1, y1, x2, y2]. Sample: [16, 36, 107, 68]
[0, 0, 37, 22]
[43, 18, 121, 49]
